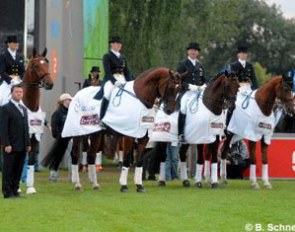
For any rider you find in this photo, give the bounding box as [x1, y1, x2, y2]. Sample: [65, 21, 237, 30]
[229, 45, 258, 91]
[99, 36, 133, 127]
[0, 35, 25, 85]
[177, 42, 207, 143]
[226, 45, 259, 125]
[0, 35, 25, 106]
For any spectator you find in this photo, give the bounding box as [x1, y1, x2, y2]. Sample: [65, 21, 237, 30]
[0, 84, 31, 198]
[41, 93, 73, 182]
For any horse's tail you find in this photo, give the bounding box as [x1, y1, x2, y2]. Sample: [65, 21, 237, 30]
[41, 138, 70, 170]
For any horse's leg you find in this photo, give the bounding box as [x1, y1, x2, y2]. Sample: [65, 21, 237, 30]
[178, 143, 190, 187]
[220, 132, 234, 184]
[203, 144, 211, 184]
[71, 136, 82, 190]
[261, 138, 271, 189]
[119, 136, 132, 192]
[194, 144, 204, 188]
[134, 136, 149, 192]
[155, 142, 168, 187]
[26, 136, 37, 194]
[116, 137, 124, 167]
[87, 132, 102, 190]
[81, 135, 89, 172]
[210, 138, 220, 189]
[248, 141, 259, 189]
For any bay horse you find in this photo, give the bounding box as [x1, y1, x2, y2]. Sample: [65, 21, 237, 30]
[21, 48, 54, 194]
[175, 71, 239, 188]
[220, 75, 294, 189]
[95, 67, 182, 193]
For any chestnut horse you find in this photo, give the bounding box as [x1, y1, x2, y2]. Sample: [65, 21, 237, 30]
[157, 71, 239, 188]
[220, 75, 294, 189]
[22, 48, 54, 194]
[103, 67, 182, 192]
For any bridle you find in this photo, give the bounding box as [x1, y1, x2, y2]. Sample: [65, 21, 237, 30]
[158, 75, 179, 106]
[23, 57, 51, 88]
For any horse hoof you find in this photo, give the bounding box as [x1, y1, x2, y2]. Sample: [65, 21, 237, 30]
[195, 182, 203, 188]
[158, 180, 166, 187]
[182, 180, 190, 187]
[120, 185, 129, 193]
[74, 185, 83, 191]
[211, 183, 219, 189]
[93, 184, 100, 190]
[136, 185, 145, 193]
[264, 184, 272, 189]
[26, 187, 37, 194]
[251, 182, 260, 189]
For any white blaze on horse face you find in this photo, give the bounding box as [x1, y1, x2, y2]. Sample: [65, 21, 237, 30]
[40, 60, 45, 64]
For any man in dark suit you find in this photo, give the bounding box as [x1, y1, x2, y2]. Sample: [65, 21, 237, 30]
[99, 36, 132, 125]
[176, 42, 207, 143]
[229, 45, 258, 90]
[0, 84, 30, 199]
[0, 35, 25, 85]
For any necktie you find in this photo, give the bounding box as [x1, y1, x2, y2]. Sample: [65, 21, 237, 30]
[18, 104, 24, 116]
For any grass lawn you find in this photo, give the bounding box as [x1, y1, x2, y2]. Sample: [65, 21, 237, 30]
[1, 165, 295, 232]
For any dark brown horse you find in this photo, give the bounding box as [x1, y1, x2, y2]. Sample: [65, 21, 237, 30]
[22, 48, 54, 194]
[91, 67, 182, 193]
[220, 75, 294, 189]
[175, 71, 240, 188]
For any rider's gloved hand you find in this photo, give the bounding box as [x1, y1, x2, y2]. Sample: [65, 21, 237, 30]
[188, 84, 199, 91]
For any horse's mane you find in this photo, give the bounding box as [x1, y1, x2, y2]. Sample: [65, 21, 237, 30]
[136, 67, 168, 80]
[207, 72, 225, 86]
[261, 75, 282, 85]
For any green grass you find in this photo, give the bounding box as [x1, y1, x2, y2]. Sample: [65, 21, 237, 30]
[1, 166, 295, 232]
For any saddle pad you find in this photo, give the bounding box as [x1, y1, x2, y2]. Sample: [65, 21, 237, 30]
[102, 81, 154, 138]
[183, 91, 226, 144]
[62, 86, 102, 137]
[228, 90, 275, 145]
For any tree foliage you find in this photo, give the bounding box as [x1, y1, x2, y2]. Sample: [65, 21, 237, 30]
[109, 0, 295, 80]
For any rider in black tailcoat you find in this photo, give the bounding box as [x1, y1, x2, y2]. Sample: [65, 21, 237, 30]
[177, 42, 207, 143]
[0, 35, 25, 85]
[229, 45, 258, 90]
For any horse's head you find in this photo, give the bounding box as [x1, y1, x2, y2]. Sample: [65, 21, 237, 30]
[222, 71, 240, 109]
[276, 74, 294, 115]
[158, 69, 182, 115]
[25, 48, 54, 90]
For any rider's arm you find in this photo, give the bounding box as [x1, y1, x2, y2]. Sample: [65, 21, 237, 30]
[103, 53, 116, 84]
[0, 54, 11, 84]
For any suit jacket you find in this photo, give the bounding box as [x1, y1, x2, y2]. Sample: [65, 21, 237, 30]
[0, 50, 25, 84]
[102, 51, 132, 84]
[177, 58, 206, 91]
[0, 101, 30, 151]
[229, 61, 258, 90]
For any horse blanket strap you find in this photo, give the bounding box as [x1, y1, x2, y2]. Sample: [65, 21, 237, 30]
[188, 90, 202, 114]
[241, 91, 253, 109]
[112, 83, 137, 107]
[228, 89, 275, 145]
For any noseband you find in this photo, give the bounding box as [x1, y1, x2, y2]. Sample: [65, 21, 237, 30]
[23, 57, 51, 88]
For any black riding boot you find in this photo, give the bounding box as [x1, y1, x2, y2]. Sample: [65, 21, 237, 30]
[178, 112, 186, 143]
[99, 98, 109, 128]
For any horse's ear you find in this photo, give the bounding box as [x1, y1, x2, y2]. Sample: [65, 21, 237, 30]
[42, 48, 47, 57]
[33, 48, 37, 57]
[180, 71, 189, 78]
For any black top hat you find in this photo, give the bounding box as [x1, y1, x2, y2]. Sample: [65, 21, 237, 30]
[90, 66, 100, 72]
[237, 45, 248, 53]
[109, 36, 122, 44]
[186, 42, 201, 51]
[5, 35, 18, 44]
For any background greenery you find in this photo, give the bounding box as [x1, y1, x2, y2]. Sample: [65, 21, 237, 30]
[109, 0, 295, 84]
[1, 167, 295, 232]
